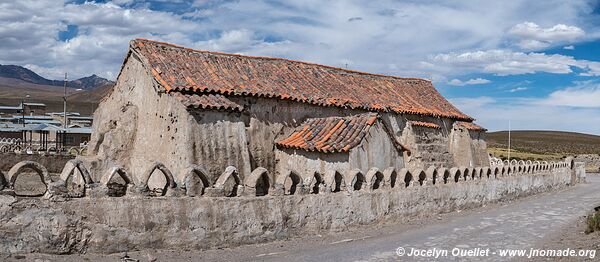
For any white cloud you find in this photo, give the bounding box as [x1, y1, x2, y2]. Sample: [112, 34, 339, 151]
[195, 29, 257, 52]
[509, 87, 528, 92]
[509, 22, 584, 40]
[110, 0, 135, 5]
[193, 29, 293, 55]
[509, 22, 585, 50]
[0, 0, 201, 79]
[192, 0, 213, 7]
[431, 50, 600, 76]
[451, 95, 600, 135]
[579, 61, 600, 76]
[0, 0, 597, 81]
[452, 80, 600, 134]
[448, 78, 491, 86]
[538, 81, 600, 108]
[450, 96, 496, 111]
[515, 39, 550, 50]
[563, 45, 575, 50]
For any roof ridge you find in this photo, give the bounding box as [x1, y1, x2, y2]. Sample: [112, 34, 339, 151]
[132, 38, 432, 83]
[305, 112, 377, 120]
[130, 38, 475, 121]
[455, 121, 487, 131]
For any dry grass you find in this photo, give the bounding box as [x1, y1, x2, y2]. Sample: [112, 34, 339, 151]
[487, 131, 600, 171]
[0, 83, 112, 115]
[487, 131, 600, 155]
[487, 147, 564, 161]
[585, 209, 600, 234]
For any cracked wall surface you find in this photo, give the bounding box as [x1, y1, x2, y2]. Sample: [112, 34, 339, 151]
[0, 163, 580, 255]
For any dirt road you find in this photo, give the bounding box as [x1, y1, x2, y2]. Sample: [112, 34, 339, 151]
[195, 175, 600, 262]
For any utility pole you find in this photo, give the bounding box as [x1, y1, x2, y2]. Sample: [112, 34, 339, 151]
[508, 120, 511, 163]
[63, 73, 68, 127]
[62, 73, 68, 151]
[21, 96, 25, 127]
[21, 94, 30, 127]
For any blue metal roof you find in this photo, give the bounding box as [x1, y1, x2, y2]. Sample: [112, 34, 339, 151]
[0, 106, 21, 110]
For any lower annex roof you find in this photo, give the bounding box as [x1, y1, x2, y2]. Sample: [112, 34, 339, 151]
[276, 113, 379, 153]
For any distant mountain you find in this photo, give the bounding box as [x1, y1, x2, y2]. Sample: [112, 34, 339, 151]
[0, 79, 113, 115]
[68, 74, 113, 90]
[0, 64, 113, 90]
[0, 64, 55, 86]
[68, 82, 115, 103]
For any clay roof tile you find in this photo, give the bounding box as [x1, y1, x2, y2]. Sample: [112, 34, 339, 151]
[276, 113, 380, 153]
[408, 121, 441, 129]
[131, 38, 473, 121]
[171, 93, 243, 112]
[455, 121, 487, 131]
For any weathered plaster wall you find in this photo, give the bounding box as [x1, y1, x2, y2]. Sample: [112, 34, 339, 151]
[449, 124, 473, 167]
[237, 97, 369, 177]
[574, 154, 600, 172]
[0, 165, 576, 255]
[275, 149, 350, 178]
[274, 121, 404, 180]
[348, 121, 404, 173]
[449, 125, 488, 168]
[82, 54, 196, 184]
[190, 111, 252, 181]
[274, 119, 404, 179]
[0, 154, 73, 173]
[230, 97, 488, 175]
[385, 113, 489, 169]
[400, 123, 453, 169]
[468, 131, 488, 167]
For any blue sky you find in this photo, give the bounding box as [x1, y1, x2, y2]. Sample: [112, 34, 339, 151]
[0, 0, 599, 134]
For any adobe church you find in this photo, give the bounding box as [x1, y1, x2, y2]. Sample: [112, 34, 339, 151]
[82, 39, 488, 185]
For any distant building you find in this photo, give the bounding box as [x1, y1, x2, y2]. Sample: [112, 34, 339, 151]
[0, 102, 93, 150]
[0, 105, 22, 115]
[67, 116, 94, 127]
[47, 112, 93, 128]
[62, 127, 92, 146]
[0, 123, 22, 139]
[47, 112, 81, 117]
[0, 123, 92, 149]
[21, 102, 47, 115]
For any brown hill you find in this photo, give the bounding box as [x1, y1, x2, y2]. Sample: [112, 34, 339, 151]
[0, 77, 113, 115]
[0, 64, 113, 90]
[68, 83, 114, 103]
[486, 131, 600, 155]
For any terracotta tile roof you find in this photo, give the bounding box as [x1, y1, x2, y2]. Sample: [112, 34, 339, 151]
[408, 120, 441, 129]
[276, 113, 378, 153]
[456, 121, 487, 131]
[172, 92, 243, 112]
[130, 38, 474, 121]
